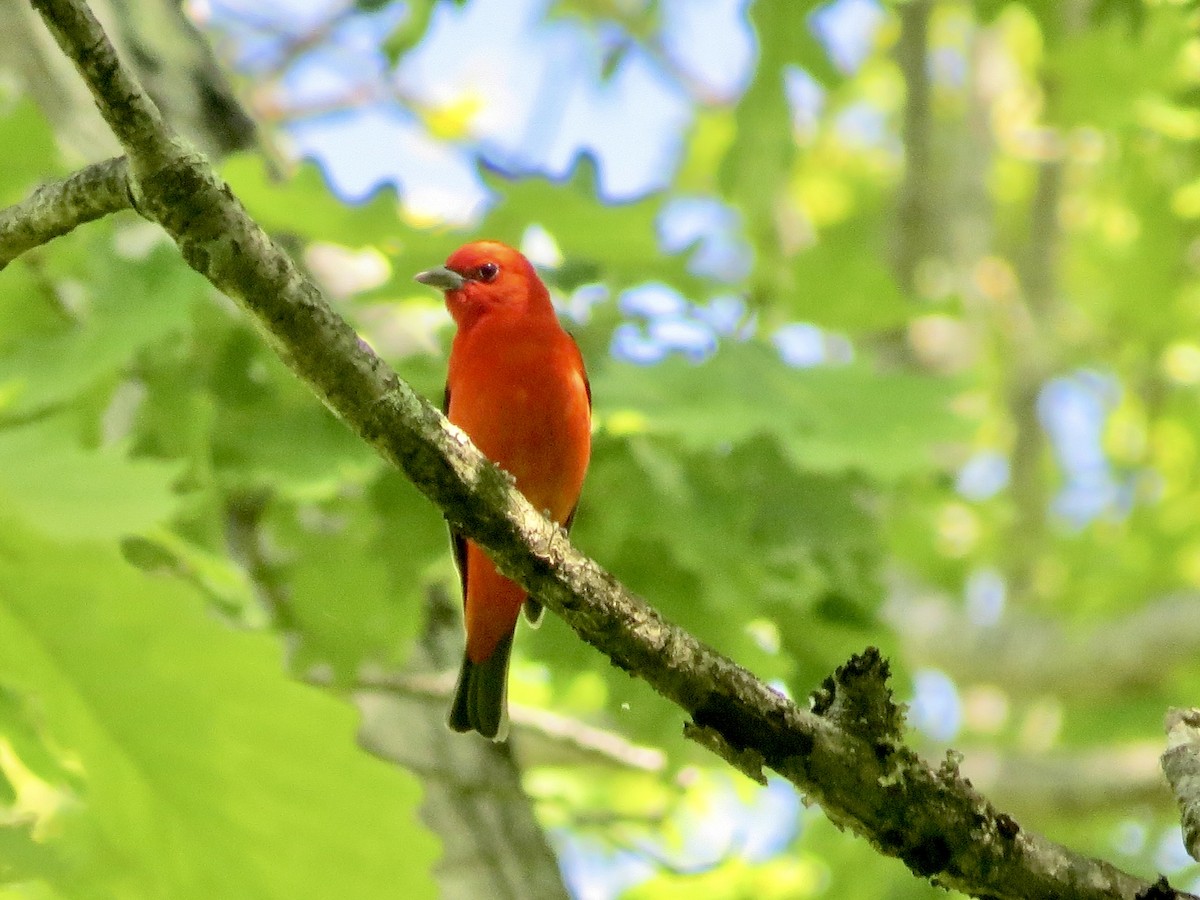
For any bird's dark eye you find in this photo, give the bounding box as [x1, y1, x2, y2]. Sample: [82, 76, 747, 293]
[477, 262, 499, 282]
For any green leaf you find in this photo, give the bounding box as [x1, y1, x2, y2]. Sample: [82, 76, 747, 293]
[273, 472, 444, 678]
[0, 98, 62, 205]
[214, 383, 380, 498]
[380, 0, 441, 64]
[1050, 9, 1187, 128]
[192, 321, 380, 497]
[220, 155, 415, 250]
[1091, 0, 1147, 31]
[0, 261, 67, 356]
[976, 0, 1064, 44]
[593, 341, 966, 480]
[0, 521, 438, 899]
[222, 153, 704, 299]
[575, 435, 881, 620]
[526, 434, 885, 746]
[0, 822, 66, 886]
[546, 0, 661, 45]
[477, 157, 700, 295]
[219, 155, 468, 302]
[789, 221, 911, 330]
[1069, 159, 1189, 343]
[0, 683, 84, 793]
[718, 1, 835, 307]
[122, 528, 262, 622]
[0, 418, 182, 539]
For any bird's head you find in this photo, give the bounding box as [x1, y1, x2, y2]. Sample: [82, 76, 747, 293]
[415, 241, 551, 328]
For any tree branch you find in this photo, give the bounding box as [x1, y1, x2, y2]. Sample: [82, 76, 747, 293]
[11, 1, 1188, 897]
[1163, 708, 1200, 863]
[966, 741, 1169, 819]
[895, 586, 1200, 699]
[357, 668, 667, 772]
[893, 0, 935, 295]
[0, 156, 132, 269]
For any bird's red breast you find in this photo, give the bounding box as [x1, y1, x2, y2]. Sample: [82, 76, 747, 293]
[417, 240, 591, 740]
[448, 308, 591, 661]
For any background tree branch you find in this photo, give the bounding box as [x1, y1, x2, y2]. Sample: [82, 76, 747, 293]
[357, 587, 570, 900]
[1, 0, 254, 160]
[9, 0, 1191, 897]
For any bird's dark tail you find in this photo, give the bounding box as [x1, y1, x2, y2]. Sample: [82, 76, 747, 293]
[447, 632, 513, 741]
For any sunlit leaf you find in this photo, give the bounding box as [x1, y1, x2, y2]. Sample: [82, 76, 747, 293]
[220, 155, 415, 249]
[0, 418, 182, 539]
[478, 157, 702, 295]
[788, 221, 911, 330]
[0, 98, 61, 205]
[0, 241, 202, 418]
[593, 341, 965, 480]
[0, 521, 438, 899]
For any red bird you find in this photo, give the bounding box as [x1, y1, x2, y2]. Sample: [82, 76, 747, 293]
[415, 241, 591, 740]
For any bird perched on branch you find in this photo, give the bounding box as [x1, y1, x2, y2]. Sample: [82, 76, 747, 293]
[415, 241, 591, 741]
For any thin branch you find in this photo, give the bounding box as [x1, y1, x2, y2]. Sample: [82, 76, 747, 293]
[357, 586, 571, 900]
[965, 741, 1169, 818]
[345, 669, 667, 772]
[893, 0, 935, 295]
[894, 587, 1200, 699]
[11, 1, 1190, 897]
[0, 156, 132, 269]
[30, 3, 171, 172]
[1005, 151, 1061, 597]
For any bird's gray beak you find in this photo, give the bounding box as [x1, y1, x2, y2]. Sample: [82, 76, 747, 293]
[414, 266, 466, 291]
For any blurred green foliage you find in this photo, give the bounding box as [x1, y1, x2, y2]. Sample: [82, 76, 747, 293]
[3, 0, 1200, 898]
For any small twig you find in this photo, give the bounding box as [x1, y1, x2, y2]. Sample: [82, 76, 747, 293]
[348, 669, 667, 772]
[0, 156, 133, 270]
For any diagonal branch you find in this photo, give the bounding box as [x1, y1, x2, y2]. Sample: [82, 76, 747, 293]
[11, 1, 1187, 897]
[1163, 708, 1200, 863]
[0, 155, 132, 269]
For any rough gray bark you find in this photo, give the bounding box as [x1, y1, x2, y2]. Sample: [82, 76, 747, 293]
[1163, 709, 1200, 863]
[0, 156, 131, 268]
[6, 1, 1194, 897]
